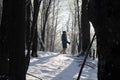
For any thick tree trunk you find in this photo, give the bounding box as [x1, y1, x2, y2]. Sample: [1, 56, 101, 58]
[0, 0, 26, 80]
[71, 4, 78, 54]
[8, 0, 26, 80]
[0, 0, 9, 78]
[81, 0, 90, 55]
[88, 0, 120, 80]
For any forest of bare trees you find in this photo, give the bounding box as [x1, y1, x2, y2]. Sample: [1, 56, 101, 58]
[0, 0, 120, 80]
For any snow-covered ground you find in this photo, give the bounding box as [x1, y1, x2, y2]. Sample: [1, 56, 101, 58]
[26, 51, 98, 80]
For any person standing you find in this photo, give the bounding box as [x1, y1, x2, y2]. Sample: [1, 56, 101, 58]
[60, 31, 70, 54]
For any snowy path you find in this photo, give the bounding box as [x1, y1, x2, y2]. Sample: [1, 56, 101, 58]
[26, 51, 97, 80]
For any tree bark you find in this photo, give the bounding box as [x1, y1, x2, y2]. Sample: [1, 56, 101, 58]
[88, 0, 120, 79]
[31, 24, 38, 57]
[25, 0, 31, 52]
[30, 0, 40, 57]
[0, 0, 9, 78]
[0, 1, 2, 25]
[25, 0, 42, 73]
[2, 0, 26, 80]
[76, 0, 81, 53]
[81, 0, 90, 55]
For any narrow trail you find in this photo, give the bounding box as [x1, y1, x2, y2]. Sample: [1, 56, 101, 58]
[26, 51, 97, 80]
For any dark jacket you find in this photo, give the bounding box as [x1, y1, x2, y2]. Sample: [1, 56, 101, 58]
[61, 33, 69, 49]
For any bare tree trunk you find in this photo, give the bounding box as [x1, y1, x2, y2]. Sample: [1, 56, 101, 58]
[0, 1, 2, 25]
[50, 0, 56, 51]
[31, 24, 38, 57]
[52, 16, 58, 52]
[6, 0, 26, 79]
[0, 0, 9, 78]
[71, 3, 78, 55]
[31, 0, 42, 57]
[88, 0, 120, 80]
[52, 0, 59, 51]
[81, 0, 90, 55]
[46, 22, 50, 51]
[25, 0, 42, 73]
[76, 0, 82, 53]
[25, 0, 31, 53]
[41, 0, 52, 51]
